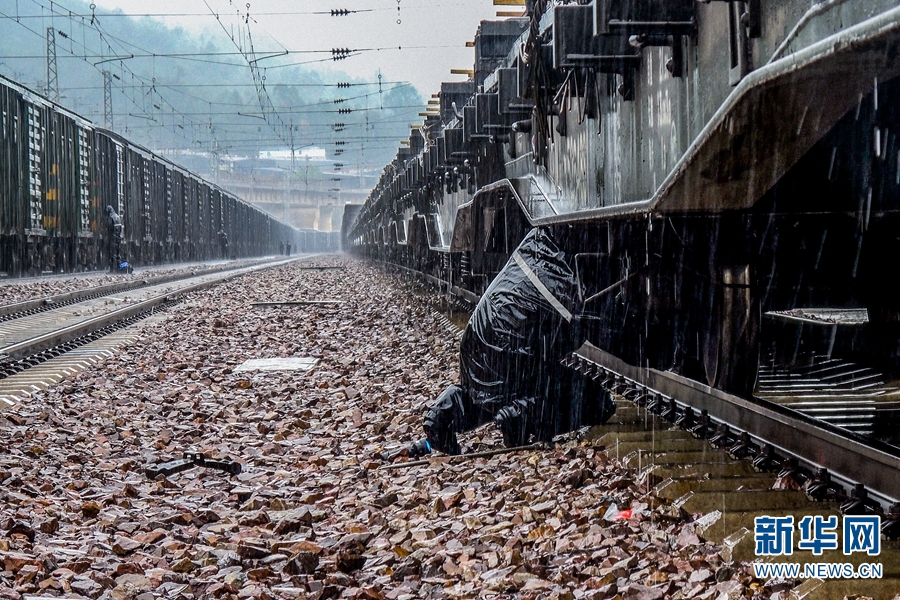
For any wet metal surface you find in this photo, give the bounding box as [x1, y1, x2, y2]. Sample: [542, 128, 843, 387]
[757, 356, 900, 437]
[0, 259, 301, 354]
[583, 394, 900, 597]
[250, 300, 344, 307]
[573, 341, 900, 503]
[0, 313, 167, 409]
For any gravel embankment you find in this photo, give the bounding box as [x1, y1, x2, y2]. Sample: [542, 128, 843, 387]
[0, 256, 773, 600]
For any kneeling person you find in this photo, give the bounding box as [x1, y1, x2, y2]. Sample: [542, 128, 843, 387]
[423, 229, 615, 455]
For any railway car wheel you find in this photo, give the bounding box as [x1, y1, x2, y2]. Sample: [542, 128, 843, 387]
[703, 265, 760, 397]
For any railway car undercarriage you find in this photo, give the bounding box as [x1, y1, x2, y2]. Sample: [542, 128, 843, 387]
[348, 1, 900, 518]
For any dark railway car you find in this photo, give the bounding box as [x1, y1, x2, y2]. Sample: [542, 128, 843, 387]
[0, 74, 297, 275]
[341, 204, 362, 252]
[148, 160, 168, 264]
[232, 200, 245, 258]
[169, 169, 190, 262]
[43, 106, 95, 272]
[0, 76, 101, 274]
[89, 131, 300, 266]
[199, 183, 209, 258]
[1, 79, 29, 274]
[185, 173, 200, 260]
[212, 190, 223, 257]
[122, 143, 148, 265]
[347, 1, 900, 444]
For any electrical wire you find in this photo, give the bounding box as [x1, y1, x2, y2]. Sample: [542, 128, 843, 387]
[3, 0, 433, 168]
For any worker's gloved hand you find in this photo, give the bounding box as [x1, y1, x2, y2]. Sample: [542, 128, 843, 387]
[494, 397, 537, 448]
[407, 439, 432, 458]
[379, 438, 432, 462]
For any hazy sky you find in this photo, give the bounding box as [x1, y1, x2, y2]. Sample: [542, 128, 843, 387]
[88, 0, 507, 96]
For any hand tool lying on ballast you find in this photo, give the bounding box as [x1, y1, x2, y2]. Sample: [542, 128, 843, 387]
[145, 452, 242, 479]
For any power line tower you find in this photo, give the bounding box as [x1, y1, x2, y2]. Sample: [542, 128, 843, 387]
[46, 27, 59, 102]
[102, 70, 113, 129]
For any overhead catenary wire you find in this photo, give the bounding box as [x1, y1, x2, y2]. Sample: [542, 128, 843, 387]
[0, 3, 483, 19]
[56, 80, 410, 89]
[2, 0, 432, 169]
[6, 0, 235, 147]
[202, 0, 292, 146]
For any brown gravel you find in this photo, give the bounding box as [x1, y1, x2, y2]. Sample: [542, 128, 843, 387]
[0, 256, 780, 599]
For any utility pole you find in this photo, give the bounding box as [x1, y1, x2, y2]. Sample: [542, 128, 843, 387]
[46, 27, 59, 102]
[283, 168, 290, 224]
[288, 119, 295, 226]
[290, 118, 296, 172]
[102, 70, 113, 128]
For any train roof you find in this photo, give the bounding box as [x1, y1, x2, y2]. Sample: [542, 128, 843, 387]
[0, 73, 296, 232]
[93, 125, 296, 230]
[0, 72, 92, 127]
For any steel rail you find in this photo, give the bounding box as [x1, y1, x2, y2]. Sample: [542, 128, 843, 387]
[0, 257, 279, 321]
[571, 341, 900, 509]
[0, 257, 303, 364]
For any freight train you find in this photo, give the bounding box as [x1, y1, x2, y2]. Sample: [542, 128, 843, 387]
[0, 74, 301, 276]
[345, 0, 900, 434]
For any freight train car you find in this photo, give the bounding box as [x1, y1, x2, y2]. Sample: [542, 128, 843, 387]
[1, 75, 99, 275]
[347, 0, 900, 443]
[0, 74, 299, 276]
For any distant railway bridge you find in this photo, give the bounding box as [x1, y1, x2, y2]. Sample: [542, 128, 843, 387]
[221, 179, 368, 232]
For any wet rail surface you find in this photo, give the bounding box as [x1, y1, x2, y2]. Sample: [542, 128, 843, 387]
[0, 258, 280, 323]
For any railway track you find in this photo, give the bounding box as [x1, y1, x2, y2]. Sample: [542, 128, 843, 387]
[422, 270, 900, 598]
[564, 344, 900, 599]
[0, 258, 276, 324]
[0, 256, 307, 408]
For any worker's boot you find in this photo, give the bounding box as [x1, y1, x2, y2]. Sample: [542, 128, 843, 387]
[423, 385, 467, 455]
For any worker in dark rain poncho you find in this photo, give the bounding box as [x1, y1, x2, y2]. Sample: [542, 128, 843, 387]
[217, 229, 230, 259]
[105, 205, 124, 272]
[420, 228, 616, 455]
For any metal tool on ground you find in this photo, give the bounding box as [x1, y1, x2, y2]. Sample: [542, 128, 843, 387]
[251, 300, 344, 307]
[298, 266, 346, 271]
[379, 443, 543, 470]
[145, 452, 242, 479]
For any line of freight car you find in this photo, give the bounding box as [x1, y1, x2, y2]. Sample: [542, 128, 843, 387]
[0, 73, 299, 277]
[344, 0, 900, 516]
[345, 0, 900, 409]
